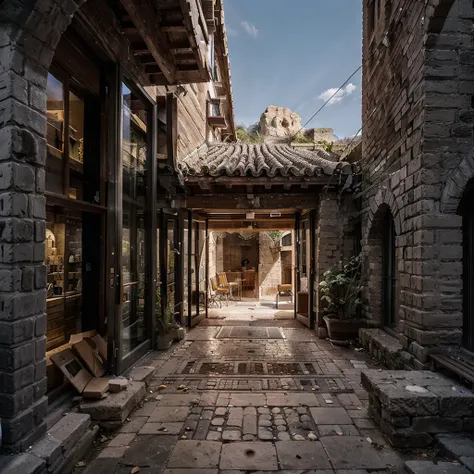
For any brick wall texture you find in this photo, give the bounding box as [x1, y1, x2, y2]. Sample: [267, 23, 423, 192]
[362, 0, 474, 367]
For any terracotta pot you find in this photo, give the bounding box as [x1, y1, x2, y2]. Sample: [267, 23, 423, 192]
[323, 316, 366, 346]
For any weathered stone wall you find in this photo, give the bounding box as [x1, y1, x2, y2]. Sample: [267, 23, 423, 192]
[362, 0, 474, 366]
[0, 0, 88, 453]
[258, 233, 282, 297]
[315, 193, 357, 327]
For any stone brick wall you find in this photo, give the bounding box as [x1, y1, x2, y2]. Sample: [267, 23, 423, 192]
[362, 0, 474, 366]
[0, 0, 89, 453]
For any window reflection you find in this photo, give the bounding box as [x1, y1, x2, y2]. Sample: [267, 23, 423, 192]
[121, 83, 148, 358]
[46, 73, 65, 194]
[69, 91, 85, 200]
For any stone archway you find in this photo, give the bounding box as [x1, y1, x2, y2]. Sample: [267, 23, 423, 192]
[0, 0, 87, 453]
[425, 0, 456, 34]
[363, 204, 400, 327]
[363, 186, 402, 244]
[441, 155, 474, 213]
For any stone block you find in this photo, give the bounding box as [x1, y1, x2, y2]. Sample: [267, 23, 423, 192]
[0, 453, 46, 474]
[29, 434, 62, 465]
[438, 437, 474, 459]
[412, 416, 462, 433]
[128, 366, 155, 386]
[108, 378, 128, 393]
[47, 413, 90, 455]
[220, 442, 278, 470]
[405, 460, 470, 474]
[168, 441, 221, 468]
[80, 381, 146, 423]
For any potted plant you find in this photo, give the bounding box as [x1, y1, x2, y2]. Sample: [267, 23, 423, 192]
[156, 305, 179, 350]
[156, 288, 184, 350]
[319, 254, 365, 346]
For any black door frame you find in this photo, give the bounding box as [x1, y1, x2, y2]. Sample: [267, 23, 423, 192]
[107, 64, 157, 375]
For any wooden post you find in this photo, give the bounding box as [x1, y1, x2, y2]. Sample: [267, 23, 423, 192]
[166, 93, 178, 169]
[309, 209, 317, 330]
[294, 212, 301, 320]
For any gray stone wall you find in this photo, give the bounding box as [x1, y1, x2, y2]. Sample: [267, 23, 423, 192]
[0, 0, 88, 453]
[362, 0, 474, 366]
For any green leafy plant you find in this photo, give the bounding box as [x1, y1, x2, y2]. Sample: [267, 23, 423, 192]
[236, 123, 264, 143]
[292, 132, 313, 144]
[156, 286, 179, 334]
[267, 231, 283, 242]
[319, 254, 363, 320]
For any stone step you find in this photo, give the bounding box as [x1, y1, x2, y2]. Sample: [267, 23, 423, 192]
[79, 381, 146, 429]
[438, 436, 474, 472]
[405, 460, 471, 473]
[0, 413, 98, 474]
[362, 370, 474, 448]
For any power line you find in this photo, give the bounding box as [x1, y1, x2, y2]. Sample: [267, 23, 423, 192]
[289, 0, 412, 141]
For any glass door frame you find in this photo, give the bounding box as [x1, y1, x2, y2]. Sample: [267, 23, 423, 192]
[107, 64, 157, 375]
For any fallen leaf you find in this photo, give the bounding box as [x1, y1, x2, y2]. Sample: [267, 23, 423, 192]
[131, 467, 140, 474]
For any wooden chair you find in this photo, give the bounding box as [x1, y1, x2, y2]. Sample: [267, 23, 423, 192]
[210, 276, 229, 306]
[218, 272, 239, 300]
[276, 283, 293, 309]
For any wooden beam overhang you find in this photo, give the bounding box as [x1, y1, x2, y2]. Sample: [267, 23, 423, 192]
[180, 0, 212, 82]
[208, 221, 295, 231]
[119, 0, 177, 84]
[184, 193, 319, 211]
[116, 0, 212, 85]
[184, 176, 338, 188]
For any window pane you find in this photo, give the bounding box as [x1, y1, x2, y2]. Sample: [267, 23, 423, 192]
[121, 83, 148, 358]
[69, 91, 85, 200]
[46, 73, 64, 194]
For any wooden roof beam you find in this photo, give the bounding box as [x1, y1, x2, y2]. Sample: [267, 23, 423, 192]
[119, 0, 176, 84]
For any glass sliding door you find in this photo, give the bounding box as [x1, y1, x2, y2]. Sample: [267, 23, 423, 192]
[119, 81, 153, 367]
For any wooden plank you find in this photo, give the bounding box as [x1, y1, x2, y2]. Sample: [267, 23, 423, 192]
[83, 378, 110, 399]
[119, 0, 176, 84]
[179, 0, 210, 81]
[162, 25, 187, 33]
[185, 194, 319, 210]
[75, 2, 150, 87]
[51, 349, 92, 393]
[149, 69, 204, 85]
[73, 339, 106, 377]
[166, 93, 178, 169]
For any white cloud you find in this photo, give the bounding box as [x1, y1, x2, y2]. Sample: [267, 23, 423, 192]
[317, 83, 357, 105]
[241, 20, 258, 38]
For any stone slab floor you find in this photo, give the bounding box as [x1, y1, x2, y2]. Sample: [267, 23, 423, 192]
[74, 319, 438, 474]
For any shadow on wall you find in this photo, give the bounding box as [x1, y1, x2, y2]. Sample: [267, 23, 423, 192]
[259, 232, 282, 297]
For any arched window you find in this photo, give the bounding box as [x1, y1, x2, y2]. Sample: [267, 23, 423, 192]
[460, 180, 474, 351]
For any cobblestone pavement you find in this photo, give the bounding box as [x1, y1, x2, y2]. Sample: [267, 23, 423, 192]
[74, 320, 430, 473]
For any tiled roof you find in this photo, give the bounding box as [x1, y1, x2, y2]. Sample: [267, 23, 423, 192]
[178, 143, 353, 178]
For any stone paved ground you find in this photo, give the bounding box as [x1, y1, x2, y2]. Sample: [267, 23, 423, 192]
[74, 319, 437, 473]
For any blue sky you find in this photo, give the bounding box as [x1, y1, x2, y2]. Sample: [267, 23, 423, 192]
[224, 0, 363, 139]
